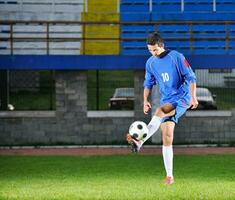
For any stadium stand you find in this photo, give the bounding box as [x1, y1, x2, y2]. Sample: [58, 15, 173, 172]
[0, 0, 84, 55]
[120, 0, 235, 55]
[0, 22, 82, 55]
[0, 0, 234, 56]
[0, 0, 84, 18]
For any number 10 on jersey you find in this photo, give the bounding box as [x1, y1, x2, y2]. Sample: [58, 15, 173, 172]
[161, 73, 169, 82]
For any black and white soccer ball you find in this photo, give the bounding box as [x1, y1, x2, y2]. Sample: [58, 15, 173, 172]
[129, 121, 148, 141]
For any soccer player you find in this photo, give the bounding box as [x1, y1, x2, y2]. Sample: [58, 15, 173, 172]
[126, 32, 198, 185]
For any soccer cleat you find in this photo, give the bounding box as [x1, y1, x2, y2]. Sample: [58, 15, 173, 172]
[163, 176, 174, 185]
[126, 134, 143, 153]
[130, 138, 142, 153]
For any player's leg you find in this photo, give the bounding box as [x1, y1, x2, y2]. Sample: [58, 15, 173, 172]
[142, 103, 175, 143]
[161, 121, 175, 185]
[127, 91, 191, 149]
[161, 99, 190, 184]
[127, 103, 176, 152]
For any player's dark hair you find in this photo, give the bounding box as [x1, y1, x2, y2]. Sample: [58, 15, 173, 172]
[147, 32, 164, 46]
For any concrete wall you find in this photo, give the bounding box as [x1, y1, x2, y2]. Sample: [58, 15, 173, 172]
[173, 111, 235, 144]
[0, 70, 234, 146]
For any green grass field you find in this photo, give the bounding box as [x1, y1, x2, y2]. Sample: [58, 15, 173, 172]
[0, 155, 235, 200]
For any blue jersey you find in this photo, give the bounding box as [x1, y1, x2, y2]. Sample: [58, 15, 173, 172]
[144, 50, 196, 106]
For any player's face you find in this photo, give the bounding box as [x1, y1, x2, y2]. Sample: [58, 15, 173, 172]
[147, 44, 165, 57]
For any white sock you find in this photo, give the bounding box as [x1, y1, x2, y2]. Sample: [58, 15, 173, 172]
[142, 115, 162, 144]
[162, 145, 173, 177]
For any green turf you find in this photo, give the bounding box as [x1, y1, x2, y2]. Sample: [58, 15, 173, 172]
[0, 155, 235, 200]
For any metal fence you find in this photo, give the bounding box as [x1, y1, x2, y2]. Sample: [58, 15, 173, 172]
[87, 69, 235, 111]
[0, 69, 235, 111]
[87, 70, 134, 110]
[0, 70, 55, 110]
[0, 20, 235, 55]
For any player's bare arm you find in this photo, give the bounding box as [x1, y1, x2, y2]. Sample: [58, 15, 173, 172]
[189, 82, 198, 109]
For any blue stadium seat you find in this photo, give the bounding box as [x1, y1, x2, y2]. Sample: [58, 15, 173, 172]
[156, 24, 188, 32]
[192, 49, 226, 55]
[192, 40, 226, 54]
[121, 48, 149, 55]
[228, 40, 235, 54]
[122, 40, 146, 47]
[164, 40, 191, 54]
[184, 0, 213, 12]
[120, 12, 151, 21]
[121, 25, 154, 38]
[192, 24, 226, 37]
[156, 24, 190, 37]
[229, 24, 235, 35]
[152, 0, 180, 3]
[121, 40, 148, 55]
[152, 0, 181, 12]
[151, 12, 235, 21]
[216, 0, 235, 11]
[120, 0, 149, 12]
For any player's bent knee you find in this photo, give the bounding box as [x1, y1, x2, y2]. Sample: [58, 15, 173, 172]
[155, 107, 175, 118]
[155, 108, 165, 118]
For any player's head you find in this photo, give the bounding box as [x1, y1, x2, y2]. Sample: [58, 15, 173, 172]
[147, 32, 165, 57]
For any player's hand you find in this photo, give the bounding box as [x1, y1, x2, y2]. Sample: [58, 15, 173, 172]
[190, 96, 198, 109]
[143, 101, 151, 114]
[126, 134, 133, 144]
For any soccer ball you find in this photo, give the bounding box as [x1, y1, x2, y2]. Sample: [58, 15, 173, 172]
[129, 121, 148, 141]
